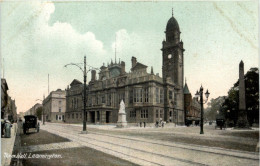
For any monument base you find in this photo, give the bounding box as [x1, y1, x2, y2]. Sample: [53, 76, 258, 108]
[116, 122, 127, 128]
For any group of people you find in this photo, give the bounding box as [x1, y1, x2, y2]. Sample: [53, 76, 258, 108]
[155, 119, 165, 128]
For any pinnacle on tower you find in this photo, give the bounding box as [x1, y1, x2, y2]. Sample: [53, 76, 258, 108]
[151, 66, 154, 75]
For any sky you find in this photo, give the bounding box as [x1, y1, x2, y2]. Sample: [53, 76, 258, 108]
[1, 1, 258, 113]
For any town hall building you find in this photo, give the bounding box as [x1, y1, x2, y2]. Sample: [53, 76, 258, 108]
[65, 12, 185, 125]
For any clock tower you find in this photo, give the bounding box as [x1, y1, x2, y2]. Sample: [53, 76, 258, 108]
[162, 10, 185, 123]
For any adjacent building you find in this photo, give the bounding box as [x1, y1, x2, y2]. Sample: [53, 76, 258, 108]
[65, 13, 185, 125]
[65, 79, 84, 123]
[43, 89, 66, 122]
[183, 81, 201, 126]
[1, 79, 9, 119]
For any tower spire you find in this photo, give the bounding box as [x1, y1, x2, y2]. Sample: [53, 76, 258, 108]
[172, 8, 173, 17]
[185, 77, 187, 84]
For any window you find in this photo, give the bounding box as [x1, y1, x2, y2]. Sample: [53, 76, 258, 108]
[156, 88, 159, 103]
[141, 109, 148, 118]
[130, 110, 136, 117]
[160, 89, 163, 103]
[59, 107, 61, 112]
[72, 99, 74, 108]
[80, 113, 82, 118]
[74, 98, 76, 108]
[144, 88, 149, 103]
[156, 110, 159, 118]
[160, 110, 163, 119]
[68, 114, 70, 119]
[76, 113, 78, 119]
[129, 90, 133, 104]
[169, 91, 173, 100]
[134, 88, 143, 103]
[119, 93, 125, 103]
[77, 98, 79, 108]
[102, 95, 105, 103]
[72, 113, 74, 119]
[107, 94, 111, 106]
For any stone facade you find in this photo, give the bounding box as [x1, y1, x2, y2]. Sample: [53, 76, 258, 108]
[65, 13, 185, 125]
[65, 79, 84, 123]
[43, 89, 66, 123]
[183, 81, 200, 126]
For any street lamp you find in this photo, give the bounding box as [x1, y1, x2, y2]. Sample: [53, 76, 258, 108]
[195, 85, 210, 134]
[36, 99, 45, 125]
[65, 56, 88, 133]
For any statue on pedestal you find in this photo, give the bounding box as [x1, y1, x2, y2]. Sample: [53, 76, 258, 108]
[117, 100, 127, 128]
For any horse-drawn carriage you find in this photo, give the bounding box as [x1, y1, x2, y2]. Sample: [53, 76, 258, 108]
[23, 115, 40, 134]
[215, 118, 226, 130]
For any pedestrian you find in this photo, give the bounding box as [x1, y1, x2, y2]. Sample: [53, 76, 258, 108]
[162, 121, 164, 128]
[155, 120, 159, 128]
[140, 122, 142, 127]
[144, 122, 146, 128]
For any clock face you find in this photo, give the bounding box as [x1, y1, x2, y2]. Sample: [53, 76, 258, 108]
[110, 68, 120, 77]
[168, 54, 172, 59]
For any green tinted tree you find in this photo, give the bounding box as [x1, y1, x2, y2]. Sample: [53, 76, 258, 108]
[35, 107, 43, 120]
[223, 67, 259, 126]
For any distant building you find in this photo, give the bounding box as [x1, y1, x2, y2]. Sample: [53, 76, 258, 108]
[183, 81, 201, 126]
[4, 97, 17, 122]
[43, 89, 66, 122]
[1, 79, 9, 119]
[65, 12, 185, 125]
[25, 103, 42, 116]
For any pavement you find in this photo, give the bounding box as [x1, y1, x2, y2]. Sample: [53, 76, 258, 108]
[1, 123, 18, 166]
[41, 123, 259, 166]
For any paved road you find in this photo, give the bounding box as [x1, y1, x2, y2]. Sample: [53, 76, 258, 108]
[41, 123, 259, 166]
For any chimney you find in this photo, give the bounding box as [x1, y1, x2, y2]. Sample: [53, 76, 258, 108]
[131, 57, 137, 68]
[91, 70, 96, 81]
[121, 61, 126, 74]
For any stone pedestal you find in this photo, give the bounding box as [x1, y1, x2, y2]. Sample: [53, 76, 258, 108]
[117, 100, 127, 128]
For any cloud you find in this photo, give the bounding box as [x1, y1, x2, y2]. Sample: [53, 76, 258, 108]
[111, 29, 162, 74]
[2, 1, 107, 112]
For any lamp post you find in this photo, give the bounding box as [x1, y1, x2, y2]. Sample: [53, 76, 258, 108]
[195, 85, 210, 134]
[65, 56, 88, 133]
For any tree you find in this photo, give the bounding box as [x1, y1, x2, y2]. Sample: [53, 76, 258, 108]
[222, 67, 259, 126]
[205, 96, 226, 121]
[35, 107, 43, 120]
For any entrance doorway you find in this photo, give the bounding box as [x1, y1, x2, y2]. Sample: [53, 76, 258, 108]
[90, 112, 95, 123]
[106, 111, 110, 123]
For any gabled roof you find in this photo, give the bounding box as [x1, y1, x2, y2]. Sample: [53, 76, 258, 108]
[70, 79, 82, 86]
[183, 82, 190, 94]
[131, 62, 147, 71]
